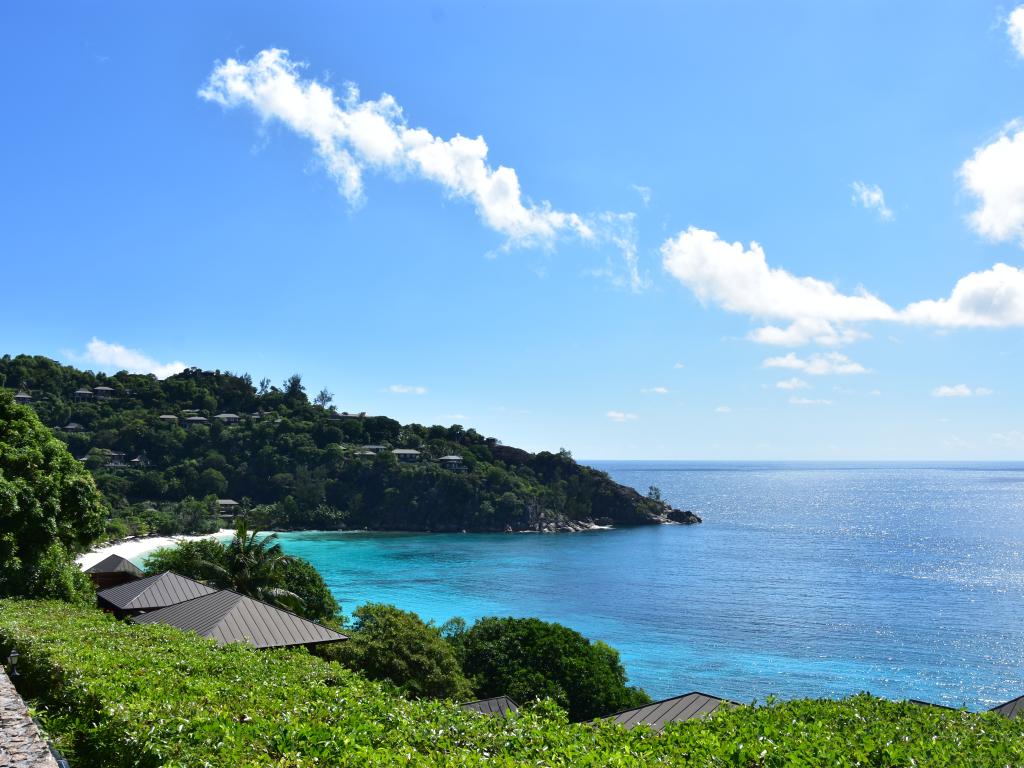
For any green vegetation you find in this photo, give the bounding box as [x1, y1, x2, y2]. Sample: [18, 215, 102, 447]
[4, 599, 1024, 767]
[142, 524, 340, 622]
[0, 392, 106, 602]
[322, 602, 473, 700]
[0, 354, 693, 537]
[451, 616, 651, 721]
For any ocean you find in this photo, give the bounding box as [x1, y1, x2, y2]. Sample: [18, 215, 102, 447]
[273, 461, 1024, 709]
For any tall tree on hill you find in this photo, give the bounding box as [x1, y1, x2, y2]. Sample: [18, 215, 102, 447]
[206, 520, 305, 613]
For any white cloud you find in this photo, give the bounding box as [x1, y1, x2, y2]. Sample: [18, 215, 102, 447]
[642, 386, 669, 395]
[789, 396, 832, 406]
[851, 181, 894, 221]
[960, 123, 1024, 246]
[201, 49, 643, 287]
[993, 429, 1024, 446]
[607, 410, 637, 422]
[763, 352, 867, 375]
[870, 389, 882, 396]
[75, 338, 186, 379]
[748, 318, 869, 347]
[631, 184, 652, 205]
[932, 384, 993, 398]
[776, 377, 809, 390]
[714, 405, 732, 413]
[387, 384, 427, 395]
[1009, 6, 1024, 58]
[661, 227, 1024, 342]
[673, 362, 685, 369]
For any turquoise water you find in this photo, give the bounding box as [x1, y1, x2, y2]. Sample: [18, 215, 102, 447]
[274, 461, 1024, 709]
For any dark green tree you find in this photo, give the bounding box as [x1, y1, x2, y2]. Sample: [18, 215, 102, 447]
[323, 603, 472, 700]
[0, 393, 106, 601]
[454, 616, 650, 721]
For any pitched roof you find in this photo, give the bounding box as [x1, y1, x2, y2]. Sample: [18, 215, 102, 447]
[133, 590, 348, 649]
[85, 554, 145, 577]
[991, 695, 1024, 719]
[97, 571, 217, 612]
[392, 448, 421, 454]
[604, 691, 735, 732]
[460, 696, 519, 717]
[438, 455, 464, 461]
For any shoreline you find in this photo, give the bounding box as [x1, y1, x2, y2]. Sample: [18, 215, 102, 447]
[76, 529, 235, 570]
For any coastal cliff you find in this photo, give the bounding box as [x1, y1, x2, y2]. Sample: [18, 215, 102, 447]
[0, 354, 701, 535]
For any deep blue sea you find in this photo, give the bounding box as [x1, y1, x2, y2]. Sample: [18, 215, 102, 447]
[273, 461, 1024, 710]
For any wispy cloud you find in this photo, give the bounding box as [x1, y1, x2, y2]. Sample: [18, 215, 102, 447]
[776, 377, 810, 390]
[641, 386, 669, 395]
[70, 338, 187, 379]
[387, 384, 427, 395]
[714, 405, 732, 413]
[851, 181, 894, 221]
[932, 384, 993, 398]
[607, 410, 637, 422]
[201, 49, 642, 286]
[789, 396, 832, 406]
[763, 352, 867, 375]
[673, 361, 685, 369]
[631, 184, 652, 206]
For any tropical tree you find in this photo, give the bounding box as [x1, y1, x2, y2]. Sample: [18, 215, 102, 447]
[209, 521, 304, 612]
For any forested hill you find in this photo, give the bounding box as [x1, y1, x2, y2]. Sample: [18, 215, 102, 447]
[0, 354, 700, 536]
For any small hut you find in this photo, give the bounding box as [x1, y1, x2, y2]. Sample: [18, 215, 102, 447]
[85, 554, 145, 589]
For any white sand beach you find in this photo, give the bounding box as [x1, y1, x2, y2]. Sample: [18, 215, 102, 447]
[77, 529, 235, 571]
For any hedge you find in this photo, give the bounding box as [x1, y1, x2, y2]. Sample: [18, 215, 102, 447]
[1, 600, 1023, 766]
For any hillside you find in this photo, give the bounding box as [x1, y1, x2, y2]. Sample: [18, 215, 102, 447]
[0, 354, 700, 536]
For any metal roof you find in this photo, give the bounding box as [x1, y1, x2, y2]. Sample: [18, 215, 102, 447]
[460, 696, 519, 717]
[85, 554, 144, 577]
[438, 455, 464, 461]
[97, 571, 217, 612]
[604, 691, 735, 732]
[991, 695, 1024, 719]
[133, 590, 348, 649]
[74, 387, 93, 394]
[392, 448, 421, 454]
[93, 386, 115, 391]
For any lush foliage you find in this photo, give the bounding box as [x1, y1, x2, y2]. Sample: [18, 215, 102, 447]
[3, 600, 1024, 767]
[142, 527, 340, 622]
[0, 393, 106, 602]
[1, 354, 682, 536]
[452, 616, 651, 721]
[322, 602, 472, 700]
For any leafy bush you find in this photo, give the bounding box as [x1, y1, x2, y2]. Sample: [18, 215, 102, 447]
[0, 392, 105, 601]
[453, 616, 650, 721]
[321, 603, 472, 700]
[2, 600, 1024, 767]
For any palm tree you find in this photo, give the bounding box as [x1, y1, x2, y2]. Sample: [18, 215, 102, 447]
[203, 520, 305, 613]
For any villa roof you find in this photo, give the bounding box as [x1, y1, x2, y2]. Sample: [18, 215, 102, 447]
[133, 589, 348, 649]
[362, 444, 385, 449]
[185, 415, 209, 422]
[85, 554, 145, 577]
[74, 387, 93, 394]
[218, 498, 239, 506]
[603, 691, 736, 732]
[991, 695, 1024, 719]
[438, 455, 464, 461]
[97, 571, 217, 612]
[93, 386, 115, 391]
[460, 696, 519, 717]
[64, 422, 84, 430]
[392, 448, 421, 455]
[159, 414, 178, 419]
[215, 413, 239, 418]
[14, 390, 31, 397]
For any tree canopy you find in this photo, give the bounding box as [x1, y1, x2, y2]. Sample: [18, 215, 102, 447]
[0, 392, 106, 601]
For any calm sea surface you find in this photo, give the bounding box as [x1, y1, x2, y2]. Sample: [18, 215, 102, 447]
[274, 461, 1024, 709]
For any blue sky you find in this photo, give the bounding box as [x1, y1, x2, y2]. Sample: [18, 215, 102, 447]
[3, 1, 1024, 459]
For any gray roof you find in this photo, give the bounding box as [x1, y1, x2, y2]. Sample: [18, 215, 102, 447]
[460, 696, 519, 717]
[438, 455, 464, 461]
[133, 590, 347, 649]
[74, 387, 93, 394]
[218, 499, 239, 506]
[14, 390, 31, 398]
[215, 413, 239, 419]
[991, 695, 1024, 719]
[392, 448, 421, 455]
[93, 386, 115, 391]
[604, 691, 735, 732]
[85, 554, 145, 577]
[97, 571, 217, 612]
[185, 415, 209, 422]
[159, 414, 178, 419]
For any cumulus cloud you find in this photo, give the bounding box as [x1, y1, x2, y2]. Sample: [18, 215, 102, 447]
[661, 227, 1024, 343]
[932, 384, 993, 397]
[75, 338, 186, 379]
[607, 410, 637, 422]
[763, 352, 867, 375]
[960, 123, 1024, 246]
[387, 384, 427, 395]
[789, 396, 832, 406]
[776, 377, 809, 390]
[851, 181, 893, 221]
[1009, 6, 1024, 58]
[201, 49, 643, 286]
[642, 386, 669, 395]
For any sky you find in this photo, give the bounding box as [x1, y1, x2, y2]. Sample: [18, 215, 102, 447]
[2, 1, 1024, 460]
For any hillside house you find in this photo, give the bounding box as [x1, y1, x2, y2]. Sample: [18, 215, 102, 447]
[73, 387, 94, 401]
[93, 386, 115, 400]
[13, 390, 32, 404]
[393, 448, 421, 464]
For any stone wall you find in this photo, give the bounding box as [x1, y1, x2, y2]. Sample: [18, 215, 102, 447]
[0, 666, 59, 768]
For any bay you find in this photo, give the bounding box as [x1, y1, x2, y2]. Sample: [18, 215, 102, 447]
[275, 461, 1024, 709]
